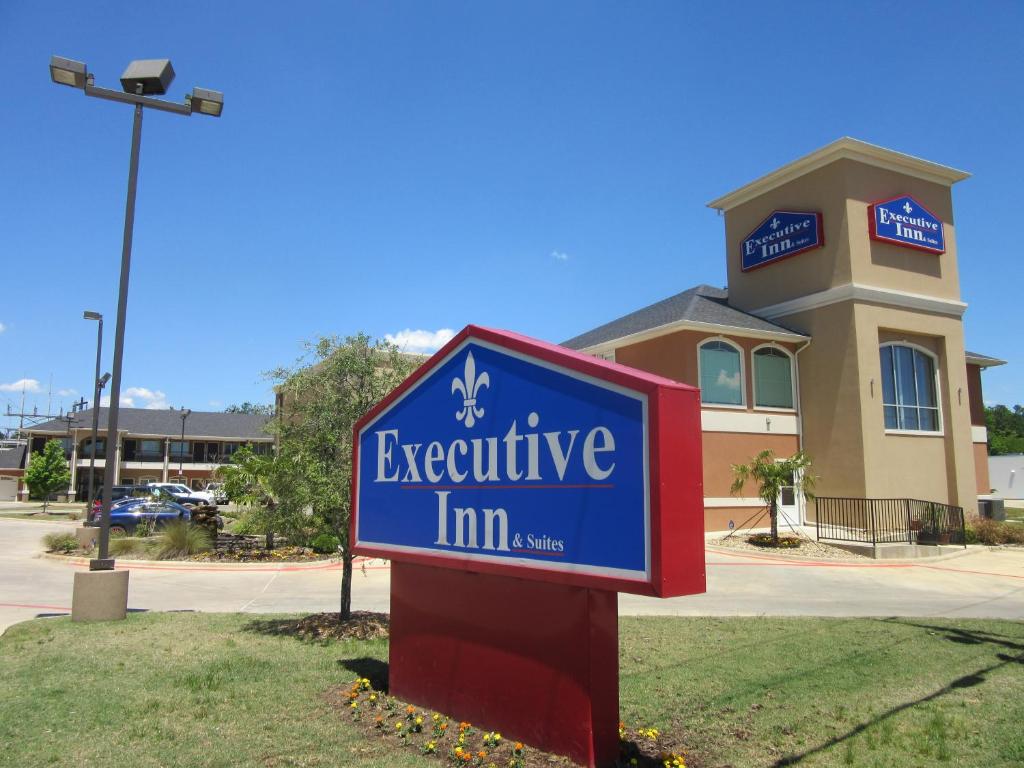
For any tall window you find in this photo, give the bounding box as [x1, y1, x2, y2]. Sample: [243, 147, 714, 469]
[699, 339, 744, 406]
[753, 347, 794, 409]
[880, 344, 940, 432]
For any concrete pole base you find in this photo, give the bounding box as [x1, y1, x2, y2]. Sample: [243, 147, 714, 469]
[72, 569, 129, 622]
[75, 527, 98, 550]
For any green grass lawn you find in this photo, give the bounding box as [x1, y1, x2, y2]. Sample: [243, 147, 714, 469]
[0, 511, 80, 521]
[1, 614, 1022, 767]
[1004, 505, 1024, 523]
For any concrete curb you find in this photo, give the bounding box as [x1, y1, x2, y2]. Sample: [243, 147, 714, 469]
[704, 542, 979, 566]
[35, 551, 392, 572]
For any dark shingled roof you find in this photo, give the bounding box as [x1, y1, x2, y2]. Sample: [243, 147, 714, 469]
[0, 443, 26, 470]
[561, 284, 807, 350]
[24, 408, 273, 440]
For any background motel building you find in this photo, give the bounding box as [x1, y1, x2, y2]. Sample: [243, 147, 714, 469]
[0, 408, 274, 501]
[563, 138, 1005, 532]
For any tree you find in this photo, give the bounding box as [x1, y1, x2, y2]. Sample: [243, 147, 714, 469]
[268, 334, 417, 621]
[216, 445, 280, 549]
[25, 439, 72, 514]
[730, 449, 816, 546]
[224, 402, 275, 416]
[985, 404, 1024, 455]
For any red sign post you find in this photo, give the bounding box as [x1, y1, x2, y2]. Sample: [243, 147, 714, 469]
[352, 326, 705, 766]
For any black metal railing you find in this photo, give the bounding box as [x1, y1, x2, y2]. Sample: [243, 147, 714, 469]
[816, 497, 966, 547]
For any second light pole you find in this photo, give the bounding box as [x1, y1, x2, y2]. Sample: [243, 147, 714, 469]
[179, 407, 191, 479]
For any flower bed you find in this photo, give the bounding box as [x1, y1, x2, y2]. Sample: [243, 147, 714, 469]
[333, 677, 694, 768]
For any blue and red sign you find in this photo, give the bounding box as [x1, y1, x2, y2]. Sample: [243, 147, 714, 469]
[741, 210, 824, 271]
[351, 325, 706, 597]
[868, 195, 945, 254]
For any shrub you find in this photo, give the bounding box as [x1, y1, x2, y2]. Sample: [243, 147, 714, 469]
[155, 521, 212, 560]
[311, 533, 340, 554]
[42, 532, 78, 554]
[968, 519, 1024, 545]
[67, 509, 82, 521]
[748, 533, 802, 549]
[109, 537, 152, 558]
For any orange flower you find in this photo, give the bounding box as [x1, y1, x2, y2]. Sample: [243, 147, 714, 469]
[440, 723, 449, 731]
[477, 750, 487, 759]
[406, 705, 415, 714]
[514, 742, 524, 751]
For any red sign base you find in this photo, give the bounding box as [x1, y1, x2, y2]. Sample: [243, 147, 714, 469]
[389, 561, 620, 767]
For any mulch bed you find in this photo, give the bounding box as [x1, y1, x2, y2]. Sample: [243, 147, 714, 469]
[327, 676, 698, 768]
[244, 611, 390, 643]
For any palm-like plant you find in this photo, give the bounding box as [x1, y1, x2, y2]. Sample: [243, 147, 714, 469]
[730, 450, 816, 546]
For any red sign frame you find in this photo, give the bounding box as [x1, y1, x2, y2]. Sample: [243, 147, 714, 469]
[351, 325, 706, 598]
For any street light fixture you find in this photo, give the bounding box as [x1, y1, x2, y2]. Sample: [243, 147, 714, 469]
[52, 56, 223, 573]
[83, 311, 104, 509]
[179, 408, 191, 479]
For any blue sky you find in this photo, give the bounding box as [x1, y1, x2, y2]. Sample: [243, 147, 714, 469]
[1, 1, 1021, 429]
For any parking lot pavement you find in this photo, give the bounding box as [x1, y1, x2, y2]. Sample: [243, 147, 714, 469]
[2, 517, 1023, 634]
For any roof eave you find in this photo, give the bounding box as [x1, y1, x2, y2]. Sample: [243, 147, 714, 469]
[707, 137, 971, 212]
[571, 318, 808, 355]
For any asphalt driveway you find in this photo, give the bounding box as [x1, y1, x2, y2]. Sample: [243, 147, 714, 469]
[2, 517, 1022, 633]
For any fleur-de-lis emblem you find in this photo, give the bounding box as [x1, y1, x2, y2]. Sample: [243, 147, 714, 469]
[770, 217, 780, 230]
[451, 351, 490, 428]
[903, 201, 913, 214]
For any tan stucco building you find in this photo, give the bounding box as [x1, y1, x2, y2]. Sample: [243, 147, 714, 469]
[563, 138, 1004, 532]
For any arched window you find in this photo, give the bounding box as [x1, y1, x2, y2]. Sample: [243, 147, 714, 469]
[753, 346, 794, 409]
[699, 339, 744, 406]
[880, 343, 940, 432]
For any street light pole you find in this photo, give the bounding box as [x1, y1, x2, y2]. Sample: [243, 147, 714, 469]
[179, 408, 191, 479]
[50, 56, 223, 572]
[83, 311, 104, 510]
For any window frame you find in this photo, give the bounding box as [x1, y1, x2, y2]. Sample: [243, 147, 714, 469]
[697, 336, 746, 409]
[751, 343, 797, 412]
[879, 341, 943, 436]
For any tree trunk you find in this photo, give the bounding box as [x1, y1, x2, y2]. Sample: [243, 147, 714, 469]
[265, 529, 275, 550]
[770, 500, 779, 546]
[339, 550, 353, 622]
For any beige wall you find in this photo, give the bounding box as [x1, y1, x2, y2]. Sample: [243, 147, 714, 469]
[725, 159, 962, 315]
[718, 151, 979, 517]
[784, 302, 868, 498]
[856, 306, 977, 514]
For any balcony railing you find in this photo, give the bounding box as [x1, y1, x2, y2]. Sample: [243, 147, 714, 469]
[816, 497, 966, 548]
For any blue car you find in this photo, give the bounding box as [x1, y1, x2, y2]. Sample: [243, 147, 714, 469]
[86, 498, 192, 535]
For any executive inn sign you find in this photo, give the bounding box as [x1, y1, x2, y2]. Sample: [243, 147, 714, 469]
[868, 194, 946, 254]
[351, 325, 705, 766]
[740, 210, 824, 271]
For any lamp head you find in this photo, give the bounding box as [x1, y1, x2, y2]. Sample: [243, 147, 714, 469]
[188, 87, 224, 117]
[119, 59, 175, 95]
[50, 56, 88, 89]
[83, 310, 102, 321]
[98, 373, 111, 388]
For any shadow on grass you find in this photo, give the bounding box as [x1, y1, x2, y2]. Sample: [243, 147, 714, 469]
[338, 657, 389, 692]
[772, 621, 1024, 766]
[241, 612, 389, 646]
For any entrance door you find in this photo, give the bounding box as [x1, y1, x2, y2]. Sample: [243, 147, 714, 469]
[776, 471, 802, 531]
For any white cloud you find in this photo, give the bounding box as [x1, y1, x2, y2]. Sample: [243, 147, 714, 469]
[0, 378, 42, 393]
[100, 386, 170, 409]
[551, 250, 570, 261]
[385, 328, 456, 355]
[57, 388, 77, 397]
[208, 399, 223, 408]
[0, 322, 6, 333]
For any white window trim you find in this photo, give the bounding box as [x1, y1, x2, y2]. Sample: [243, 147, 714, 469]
[697, 336, 746, 409]
[879, 341, 944, 436]
[751, 343, 797, 412]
